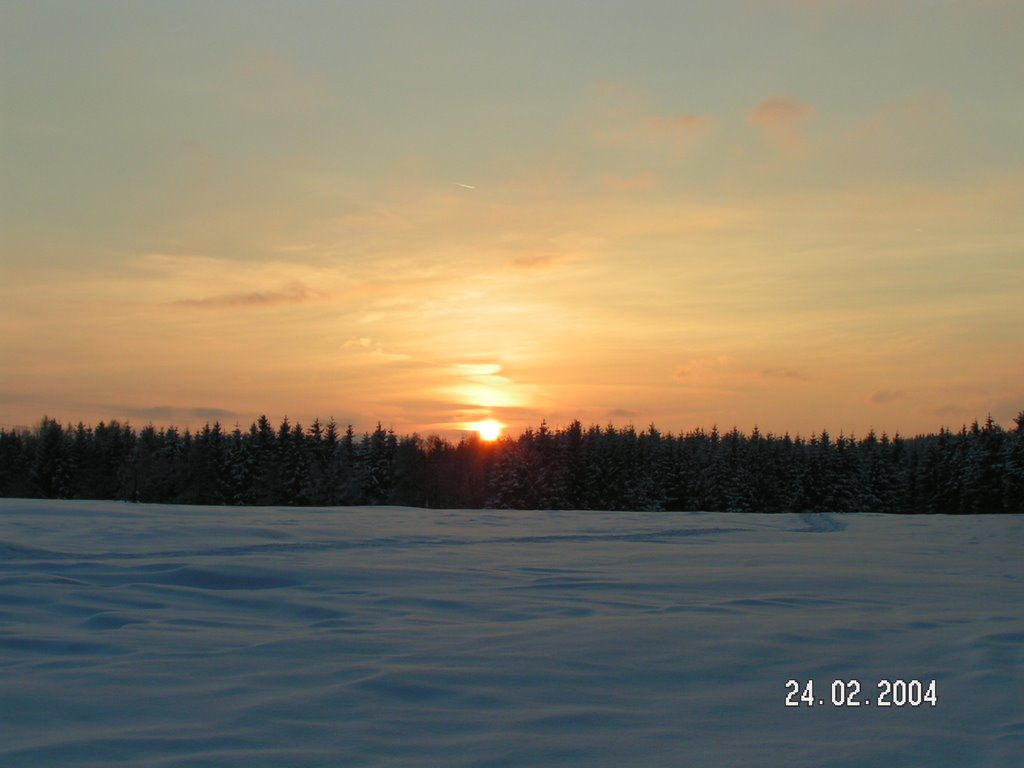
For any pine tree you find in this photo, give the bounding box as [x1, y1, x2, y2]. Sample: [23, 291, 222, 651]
[222, 424, 252, 505]
[390, 433, 428, 506]
[487, 437, 531, 509]
[359, 423, 396, 504]
[337, 424, 361, 504]
[5, 410, 1020, 513]
[31, 417, 70, 498]
[1003, 412, 1024, 512]
[318, 418, 343, 505]
[247, 415, 278, 504]
[281, 421, 311, 505]
[303, 418, 326, 504]
[0, 428, 32, 498]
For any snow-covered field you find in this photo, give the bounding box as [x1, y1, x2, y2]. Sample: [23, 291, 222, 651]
[1, 500, 1021, 767]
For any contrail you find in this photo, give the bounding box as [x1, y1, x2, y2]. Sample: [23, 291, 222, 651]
[456, 183, 476, 190]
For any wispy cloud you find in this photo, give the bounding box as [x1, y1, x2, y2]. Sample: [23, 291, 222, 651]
[506, 254, 562, 271]
[639, 114, 708, 144]
[343, 337, 413, 364]
[448, 363, 503, 378]
[172, 282, 324, 309]
[603, 171, 658, 192]
[750, 94, 813, 125]
[118, 405, 241, 424]
[586, 81, 711, 156]
[674, 355, 733, 381]
[610, 408, 639, 419]
[870, 389, 904, 404]
[839, 92, 953, 174]
[760, 367, 810, 381]
[927, 403, 967, 419]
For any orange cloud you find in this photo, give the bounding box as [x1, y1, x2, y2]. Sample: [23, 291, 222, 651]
[587, 81, 711, 156]
[749, 94, 814, 150]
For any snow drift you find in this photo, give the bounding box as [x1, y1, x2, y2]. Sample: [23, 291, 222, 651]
[1, 500, 1021, 766]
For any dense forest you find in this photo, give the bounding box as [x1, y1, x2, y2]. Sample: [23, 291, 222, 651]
[1, 413, 1022, 513]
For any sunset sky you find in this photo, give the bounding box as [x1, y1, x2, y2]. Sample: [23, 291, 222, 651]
[2, 0, 1022, 440]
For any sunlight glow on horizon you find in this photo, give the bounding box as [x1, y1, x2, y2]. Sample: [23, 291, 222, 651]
[473, 420, 503, 442]
[1, 2, 1021, 438]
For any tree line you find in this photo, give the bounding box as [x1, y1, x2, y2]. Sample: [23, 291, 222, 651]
[1, 413, 1021, 513]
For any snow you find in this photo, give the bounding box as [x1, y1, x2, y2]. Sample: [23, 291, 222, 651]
[1, 499, 1021, 767]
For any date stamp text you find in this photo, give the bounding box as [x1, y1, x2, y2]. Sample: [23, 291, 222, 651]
[785, 679, 937, 708]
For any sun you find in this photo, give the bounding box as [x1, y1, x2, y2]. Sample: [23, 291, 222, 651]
[474, 420, 503, 442]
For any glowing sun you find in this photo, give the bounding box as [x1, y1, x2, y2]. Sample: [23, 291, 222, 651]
[474, 420, 503, 441]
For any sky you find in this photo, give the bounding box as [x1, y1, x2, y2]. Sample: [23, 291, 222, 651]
[2, 0, 1022, 440]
